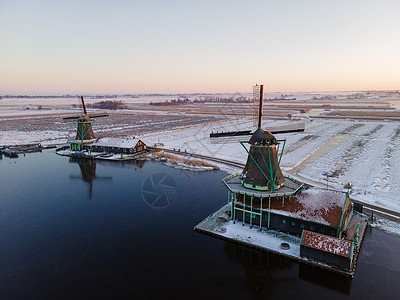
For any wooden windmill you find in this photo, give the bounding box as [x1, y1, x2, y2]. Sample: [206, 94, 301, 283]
[240, 85, 286, 191]
[63, 96, 108, 150]
[214, 84, 304, 192]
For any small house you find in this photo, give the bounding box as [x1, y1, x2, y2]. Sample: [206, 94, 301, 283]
[90, 137, 146, 155]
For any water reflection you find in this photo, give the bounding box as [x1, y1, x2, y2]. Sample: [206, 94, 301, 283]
[223, 243, 296, 298]
[97, 158, 147, 170]
[299, 263, 352, 295]
[1, 151, 399, 298]
[69, 158, 113, 199]
[68, 158, 148, 199]
[224, 242, 352, 298]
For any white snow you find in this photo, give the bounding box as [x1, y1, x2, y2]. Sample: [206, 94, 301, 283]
[2, 95, 400, 218]
[268, 188, 346, 226]
[301, 230, 352, 257]
[141, 117, 400, 215]
[370, 217, 400, 237]
[0, 130, 69, 146]
[220, 220, 301, 258]
[92, 137, 141, 148]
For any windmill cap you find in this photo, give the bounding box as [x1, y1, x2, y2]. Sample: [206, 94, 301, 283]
[249, 128, 277, 145]
[78, 115, 91, 120]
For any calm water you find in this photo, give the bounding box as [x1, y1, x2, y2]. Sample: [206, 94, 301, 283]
[0, 151, 399, 299]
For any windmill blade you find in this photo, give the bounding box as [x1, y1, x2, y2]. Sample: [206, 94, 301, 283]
[255, 84, 264, 129]
[80, 95, 87, 115]
[210, 135, 246, 144]
[89, 181, 93, 200]
[210, 130, 251, 138]
[63, 114, 108, 120]
[63, 95, 96, 119]
[270, 128, 305, 135]
[88, 114, 109, 118]
[63, 116, 80, 120]
[268, 121, 305, 134]
[210, 84, 305, 141]
[210, 127, 304, 139]
[210, 121, 305, 140]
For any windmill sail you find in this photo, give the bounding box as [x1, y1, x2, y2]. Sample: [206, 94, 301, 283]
[210, 84, 304, 139]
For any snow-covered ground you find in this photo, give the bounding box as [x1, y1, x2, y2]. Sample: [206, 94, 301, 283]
[2, 93, 400, 216]
[141, 117, 400, 215]
[0, 130, 69, 146]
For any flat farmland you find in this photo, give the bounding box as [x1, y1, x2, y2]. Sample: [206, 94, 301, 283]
[1, 92, 400, 214]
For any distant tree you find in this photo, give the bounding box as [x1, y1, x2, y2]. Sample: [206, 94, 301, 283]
[87, 100, 127, 110]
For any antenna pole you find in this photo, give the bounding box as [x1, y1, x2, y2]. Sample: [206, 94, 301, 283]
[80, 95, 87, 115]
[258, 84, 264, 129]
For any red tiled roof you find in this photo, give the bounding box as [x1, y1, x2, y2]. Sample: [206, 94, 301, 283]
[301, 230, 352, 258]
[237, 187, 348, 227]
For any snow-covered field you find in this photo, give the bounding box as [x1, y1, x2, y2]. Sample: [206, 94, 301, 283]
[143, 117, 400, 214]
[1, 93, 400, 216]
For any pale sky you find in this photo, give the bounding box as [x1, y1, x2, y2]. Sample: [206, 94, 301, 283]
[1, 0, 399, 94]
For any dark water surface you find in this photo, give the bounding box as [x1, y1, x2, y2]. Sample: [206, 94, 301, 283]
[0, 151, 399, 299]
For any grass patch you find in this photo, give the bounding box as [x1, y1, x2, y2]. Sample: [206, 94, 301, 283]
[154, 152, 219, 169]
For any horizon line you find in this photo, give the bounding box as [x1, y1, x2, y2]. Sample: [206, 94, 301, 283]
[1, 89, 399, 97]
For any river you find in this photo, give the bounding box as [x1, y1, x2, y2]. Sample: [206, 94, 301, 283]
[0, 151, 399, 299]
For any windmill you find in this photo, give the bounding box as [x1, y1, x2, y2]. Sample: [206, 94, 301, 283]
[69, 157, 112, 200]
[63, 96, 108, 151]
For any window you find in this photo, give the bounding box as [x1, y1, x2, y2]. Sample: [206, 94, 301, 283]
[291, 221, 295, 226]
[310, 226, 314, 231]
[282, 219, 286, 224]
[331, 231, 335, 236]
[321, 228, 325, 233]
[301, 224, 305, 229]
